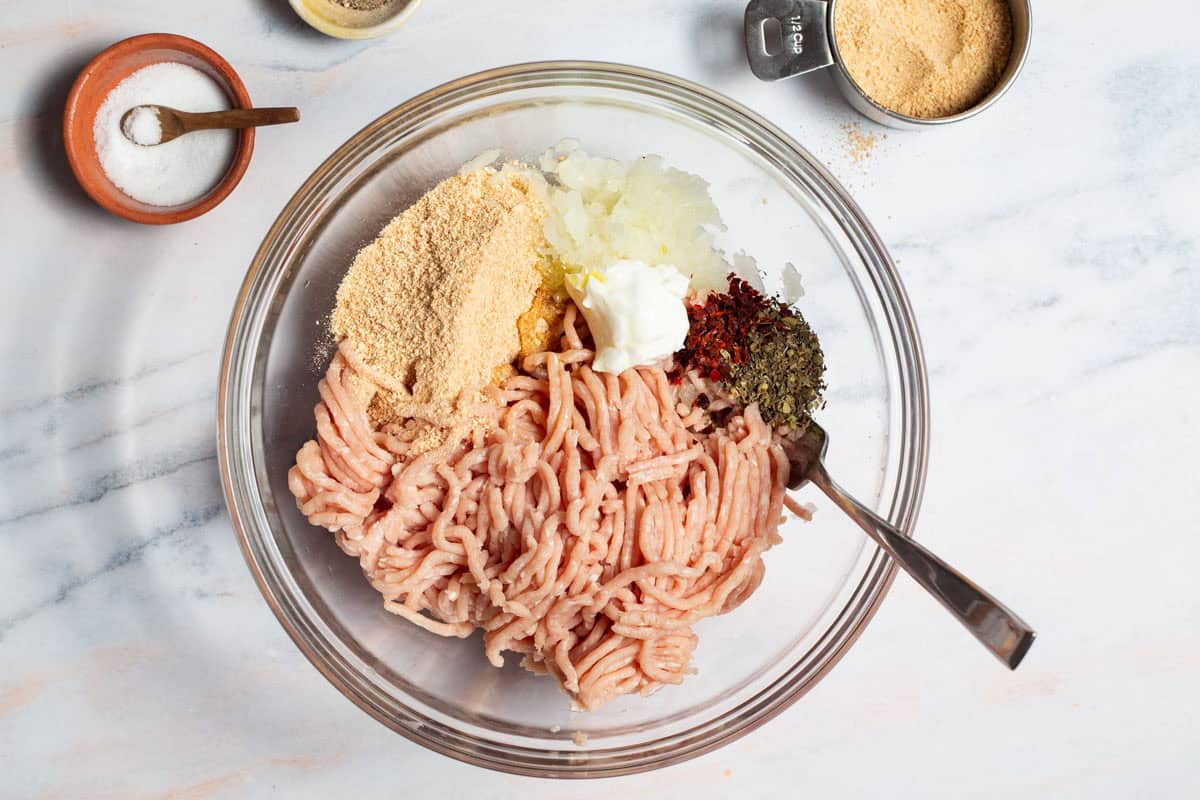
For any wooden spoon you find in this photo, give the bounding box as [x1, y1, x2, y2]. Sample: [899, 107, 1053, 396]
[120, 105, 300, 146]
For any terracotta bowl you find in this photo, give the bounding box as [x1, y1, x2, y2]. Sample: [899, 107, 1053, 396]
[63, 33, 254, 225]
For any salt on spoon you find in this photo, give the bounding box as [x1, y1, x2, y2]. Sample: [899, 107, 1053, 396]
[122, 105, 165, 145]
[93, 60, 299, 207]
[119, 104, 300, 146]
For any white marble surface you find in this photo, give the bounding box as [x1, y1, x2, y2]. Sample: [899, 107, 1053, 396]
[2, 1, 1198, 796]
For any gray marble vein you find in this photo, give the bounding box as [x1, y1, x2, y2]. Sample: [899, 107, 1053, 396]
[0, 503, 224, 639]
[2, 1, 1199, 797]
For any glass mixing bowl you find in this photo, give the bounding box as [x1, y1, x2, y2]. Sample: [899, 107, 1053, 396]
[218, 62, 928, 777]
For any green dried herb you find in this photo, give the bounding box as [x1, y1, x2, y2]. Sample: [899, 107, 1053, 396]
[677, 275, 826, 430]
[727, 307, 825, 431]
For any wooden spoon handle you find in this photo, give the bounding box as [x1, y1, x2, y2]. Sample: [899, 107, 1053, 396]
[177, 107, 300, 132]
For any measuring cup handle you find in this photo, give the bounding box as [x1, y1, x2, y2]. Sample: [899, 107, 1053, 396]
[744, 0, 835, 81]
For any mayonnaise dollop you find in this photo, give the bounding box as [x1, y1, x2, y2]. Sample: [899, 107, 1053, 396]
[565, 259, 690, 375]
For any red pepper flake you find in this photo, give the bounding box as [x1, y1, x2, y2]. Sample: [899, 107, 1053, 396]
[675, 274, 776, 382]
[674, 273, 826, 431]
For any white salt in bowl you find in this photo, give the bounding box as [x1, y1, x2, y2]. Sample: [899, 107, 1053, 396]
[63, 33, 254, 224]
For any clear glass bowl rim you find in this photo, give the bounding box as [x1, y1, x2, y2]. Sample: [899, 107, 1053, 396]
[217, 60, 930, 778]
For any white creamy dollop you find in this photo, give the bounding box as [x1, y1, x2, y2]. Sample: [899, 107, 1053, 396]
[565, 259, 690, 375]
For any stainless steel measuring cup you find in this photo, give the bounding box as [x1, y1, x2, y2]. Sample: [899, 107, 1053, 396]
[744, 0, 1032, 129]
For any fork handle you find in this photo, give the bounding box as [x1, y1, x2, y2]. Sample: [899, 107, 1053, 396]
[809, 461, 1035, 668]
